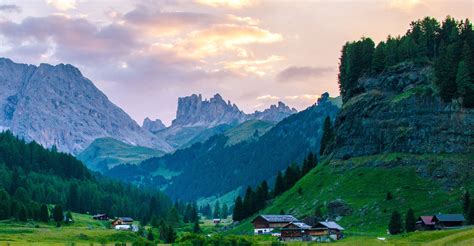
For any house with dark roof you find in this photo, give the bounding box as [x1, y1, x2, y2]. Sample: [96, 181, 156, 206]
[432, 214, 465, 229]
[281, 222, 312, 241]
[92, 214, 109, 221]
[251, 215, 298, 234]
[309, 221, 345, 241]
[415, 216, 435, 230]
[112, 217, 134, 227]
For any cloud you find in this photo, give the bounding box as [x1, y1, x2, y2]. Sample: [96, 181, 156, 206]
[176, 24, 282, 59]
[0, 15, 140, 64]
[0, 4, 21, 13]
[285, 94, 320, 101]
[389, 0, 423, 12]
[277, 66, 333, 82]
[196, 0, 257, 9]
[221, 55, 283, 76]
[47, 0, 77, 11]
[122, 6, 220, 36]
[257, 95, 279, 100]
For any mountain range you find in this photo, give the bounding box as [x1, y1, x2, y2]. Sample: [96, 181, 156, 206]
[0, 58, 297, 159]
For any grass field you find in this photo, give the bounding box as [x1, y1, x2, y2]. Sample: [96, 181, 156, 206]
[0, 213, 146, 245]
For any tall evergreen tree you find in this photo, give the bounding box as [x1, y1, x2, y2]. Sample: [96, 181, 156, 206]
[463, 191, 471, 215]
[320, 116, 334, 155]
[0, 189, 10, 220]
[405, 209, 416, 232]
[468, 200, 474, 225]
[243, 186, 256, 218]
[166, 207, 180, 227]
[273, 171, 285, 197]
[18, 205, 27, 222]
[147, 228, 154, 241]
[232, 196, 244, 221]
[221, 204, 229, 219]
[388, 211, 403, 234]
[372, 42, 386, 73]
[52, 205, 63, 225]
[193, 221, 202, 233]
[39, 204, 49, 223]
[213, 201, 220, 219]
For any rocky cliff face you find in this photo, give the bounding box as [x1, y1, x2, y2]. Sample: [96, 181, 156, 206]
[0, 58, 171, 154]
[172, 93, 297, 127]
[329, 63, 474, 159]
[142, 117, 166, 133]
[251, 101, 297, 122]
[172, 94, 246, 127]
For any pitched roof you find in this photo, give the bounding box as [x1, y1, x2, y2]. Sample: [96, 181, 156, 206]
[283, 222, 311, 229]
[433, 214, 465, 222]
[313, 221, 344, 231]
[119, 217, 134, 222]
[254, 215, 298, 223]
[417, 216, 435, 225]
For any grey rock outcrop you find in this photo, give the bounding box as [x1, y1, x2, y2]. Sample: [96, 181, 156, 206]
[142, 117, 166, 133]
[0, 58, 171, 154]
[328, 63, 474, 159]
[251, 101, 297, 122]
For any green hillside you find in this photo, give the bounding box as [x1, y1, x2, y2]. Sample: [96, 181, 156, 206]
[231, 153, 474, 234]
[77, 137, 164, 172]
[224, 120, 275, 146]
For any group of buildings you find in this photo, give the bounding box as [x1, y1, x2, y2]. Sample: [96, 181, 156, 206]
[251, 215, 344, 242]
[92, 214, 138, 232]
[415, 214, 466, 230]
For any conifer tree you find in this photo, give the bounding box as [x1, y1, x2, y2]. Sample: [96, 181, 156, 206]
[468, 200, 474, 225]
[39, 204, 49, 222]
[273, 171, 285, 197]
[243, 186, 255, 217]
[388, 211, 403, 234]
[405, 209, 416, 232]
[0, 189, 10, 220]
[193, 221, 201, 233]
[52, 205, 63, 225]
[463, 191, 471, 215]
[232, 196, 244, 221]
[372, 42, 386, 73]
[18, 205, 27, 222]
[147, 228, 154, 241]
[213, 201, 220, 219]
[320, 116, 333, 155]
[166, 207, 180, 227]
[221, 204, 229, 219]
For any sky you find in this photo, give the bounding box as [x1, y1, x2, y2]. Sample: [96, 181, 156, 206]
[0, 0, 472, 125]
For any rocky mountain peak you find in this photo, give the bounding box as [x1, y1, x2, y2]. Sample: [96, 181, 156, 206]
[172, 93, 246, 127]
[251, 101, 297, 122]
[142, 117, 166, 133]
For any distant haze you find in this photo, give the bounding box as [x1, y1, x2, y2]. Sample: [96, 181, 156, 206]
[0, 0, 471, 125]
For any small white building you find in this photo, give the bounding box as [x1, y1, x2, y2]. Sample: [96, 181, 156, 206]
[115, 224, 131, 230]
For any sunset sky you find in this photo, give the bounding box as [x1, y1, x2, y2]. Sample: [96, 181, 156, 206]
[0, 0, 472, 125]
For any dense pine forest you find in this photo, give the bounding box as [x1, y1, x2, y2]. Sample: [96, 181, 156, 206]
[0, 131, 191, 226]
[339, 16, 474, 107]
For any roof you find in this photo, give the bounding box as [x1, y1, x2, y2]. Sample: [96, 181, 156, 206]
[313, 221, 344, 231]
[283, 222, 311, 229]
[252, 215, 298, 223]
[433, 214, 465, 222]
[417, 216, 435, 225]
[93, 214, 107, 217]
[119, 217, 134, 222]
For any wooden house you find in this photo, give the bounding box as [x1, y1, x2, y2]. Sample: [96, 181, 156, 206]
[112, 217, 134, 226]
[92, 214, 109, 221]
[415, 216, 435, 230]
[432, 214, 465, 229]
[251, 215, 298, 234]
[309, 221, 344, 241]
[281, 222, 312, 241]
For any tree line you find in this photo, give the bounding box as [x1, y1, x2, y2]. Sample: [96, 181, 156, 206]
[338, 16, 474, 107]
[0, 130, 188, 227]
[232, 152, 318, 221]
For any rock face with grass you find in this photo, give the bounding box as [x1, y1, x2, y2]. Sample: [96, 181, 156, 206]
[328, 63, 474, 159]
[0, 58, 171, 154]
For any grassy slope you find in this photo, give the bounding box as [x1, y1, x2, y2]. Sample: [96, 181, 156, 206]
[230, 153, 473, 236]
[0, 213, 145, 245]
[77, 137, 164, 171]
[224, 120, 275, 146]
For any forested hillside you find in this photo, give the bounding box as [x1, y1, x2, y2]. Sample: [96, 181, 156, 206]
[109, 94, 340, 201]
[0, 131, 173, 223]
